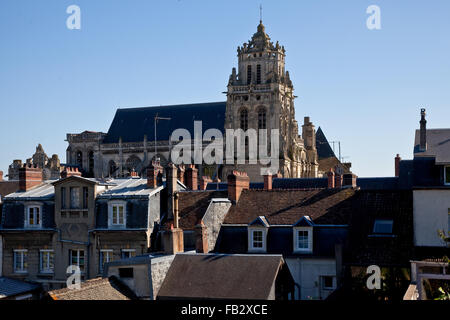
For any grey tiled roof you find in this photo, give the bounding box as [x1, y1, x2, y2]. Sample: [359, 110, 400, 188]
[103, 102, 227, 144]
[414, 128, 450, 164]
[5, 181, 56, 200]
[96, 178, 161, 199]
[0, 277, 41, 298]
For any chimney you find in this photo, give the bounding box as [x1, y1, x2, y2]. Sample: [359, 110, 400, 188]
[195, 221, 208, 253]
[130, 169, 139, 178]
[343, 173, 357, 188]
[61, 167, 82, 179]
[335, 173, 343, 189]
[327, 170, 335, 189]
[19, 164, 43, 191]
[227, 171, 250, 203]
[302, 116, 316, 150]
[147, 160, 163, 188]
[263, 172, 273, 190]
[177, 165, 185, 185]
[162, 192, 184, 254]
[166, 163, 177, 219]
[0, 171, 3, 181]
[395, 154, 401, 177]
[185, 165, 198, 190]
[419, 108, 427, 151]
[199, 176, 212, 191]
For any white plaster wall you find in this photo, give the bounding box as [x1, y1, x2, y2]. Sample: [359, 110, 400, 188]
[285, 258, 336, 300]
[413, 190, 450, 247]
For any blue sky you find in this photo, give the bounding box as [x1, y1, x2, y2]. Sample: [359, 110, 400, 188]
[0, 0, 449, 177]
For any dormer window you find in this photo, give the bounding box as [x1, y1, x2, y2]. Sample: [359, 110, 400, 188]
[248, 216, 269, 253]
[445, 166, 450, 185]
[25, 204, 42, 228]
[293, 216, 314, 253]
[108, 201, 126, 228]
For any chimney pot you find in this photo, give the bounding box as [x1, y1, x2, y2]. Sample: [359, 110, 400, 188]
[327, 170, 335, 189]
[227, 171, 250, 202]
[263, 172, 273, 190]
[419, 108, 427, 152]
[185, 165, 198, 190]
[395, 154, 401, 177]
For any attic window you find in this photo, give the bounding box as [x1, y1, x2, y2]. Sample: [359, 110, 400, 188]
[373, 219, 393, 234]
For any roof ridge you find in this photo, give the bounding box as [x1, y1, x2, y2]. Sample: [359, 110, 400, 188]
[117, 101, 226, 111]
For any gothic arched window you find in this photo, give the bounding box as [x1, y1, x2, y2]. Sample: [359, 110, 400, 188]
[256, 64, 261, 84]
[247, 65, 252, 85]
[88, 151, 94, 177]
[76, 151, 83, 168]
[258, 107, 267, 129]
[240, 109, 248, 131]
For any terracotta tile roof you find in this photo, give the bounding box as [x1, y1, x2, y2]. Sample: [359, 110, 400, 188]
[48, 276, 137, 300]
[223, 188, 357, 225]
[165, 191, 227, 230]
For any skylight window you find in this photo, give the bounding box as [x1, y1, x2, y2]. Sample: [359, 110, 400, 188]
[373, 219, 393, 234]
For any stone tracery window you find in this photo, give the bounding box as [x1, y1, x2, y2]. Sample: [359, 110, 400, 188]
[247, 65, 252, 85]
[258, 107, 267, 129]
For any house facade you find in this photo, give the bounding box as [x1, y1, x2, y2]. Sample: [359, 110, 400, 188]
[0, 165, 165, 290]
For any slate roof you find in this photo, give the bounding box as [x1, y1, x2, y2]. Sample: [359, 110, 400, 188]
[96, 178, 162, 199]
[316, 127, 336, 159]
[223, 188, 356, 225]
[5, 181, 56, 200]
[165, 190, 228, 230]
[157, 253, 286, 300]
[48, 277, 137, 300]
[103, 102, 226, 144]
[414, 128, 450, 164]
[0, 277, 41, 299]
[272, 177, 328, 189]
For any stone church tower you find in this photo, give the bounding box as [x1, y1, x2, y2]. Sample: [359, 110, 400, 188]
[223, 21, 318, 181]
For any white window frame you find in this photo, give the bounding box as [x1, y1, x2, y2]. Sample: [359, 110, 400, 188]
[294, 227, 313, 253]
[99, 249, 113, 273]
[108, 201, 127, 228]
[25, 203, 42, 228]
[69, 249, 85, 273]
[121, 249, 136, 259]
[445, 166, 450, 186]
[248, 228, 267, 252]
[13, 249, 28, 273]
[39, 249, 54, 274]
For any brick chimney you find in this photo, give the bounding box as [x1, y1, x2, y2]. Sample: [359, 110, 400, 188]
[147, 160, 163, 188]
[335, 173, 343, 189]
[343, 173, 357, 188]
[195, 221, 208, 253]
[185, 165, 198, 190]
[19, 164, 43, 191]
[162, 192, 184, 254]
[177, 165, 185, 185]
[61, 166, 82, 179]
[419, 108, 427, 152]
[227, 171, 250, 203]
[395, 154, 401, 177]
[263, 173, 273, 190]
[0, 171, 3, 181]
[130, 169, 139, 178]
[199, 176, 212, 191]
[327, 170, 335, 189]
